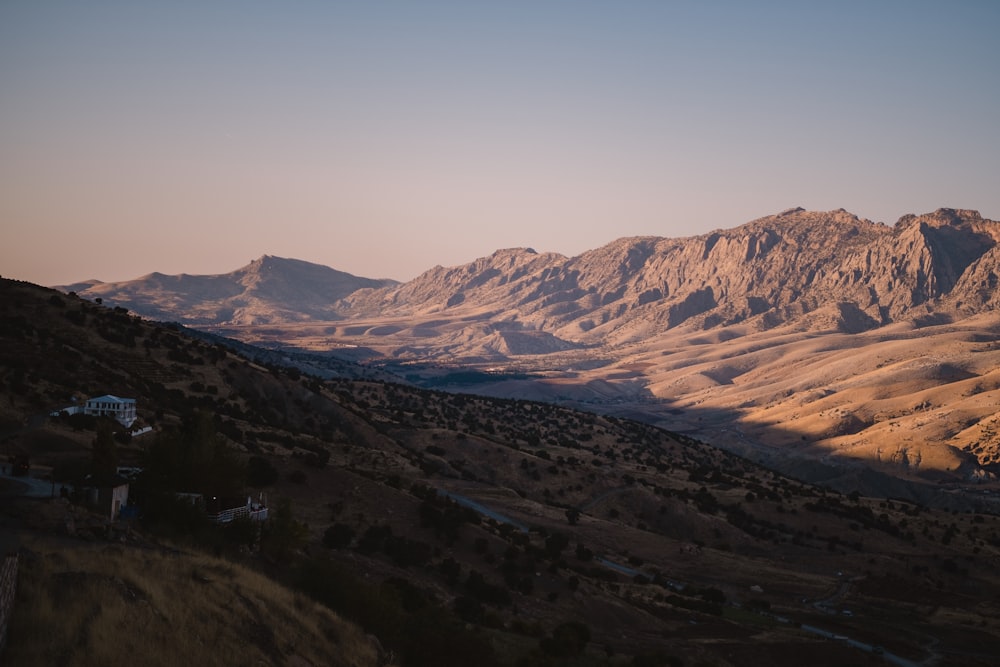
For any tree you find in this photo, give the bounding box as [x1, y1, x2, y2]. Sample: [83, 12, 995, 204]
[545, 531, 570, 559]
[261, 497, 309, 562]
[540, 621, 591, 658]
[91, 421, 118, 476]
[141, 410, 245, 496]
[247, 456, 279, 487]
[323, 523, 355, 549]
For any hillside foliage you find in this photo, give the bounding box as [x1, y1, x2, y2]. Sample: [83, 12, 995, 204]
[2, 279, 1000, 666]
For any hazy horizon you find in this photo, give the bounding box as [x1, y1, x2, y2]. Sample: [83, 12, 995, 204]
[3, 2, 999, 286]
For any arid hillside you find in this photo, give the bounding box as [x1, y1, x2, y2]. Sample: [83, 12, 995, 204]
[3, 532, 379, 667]
[2, 278, 1000, 666]
[60, 255, 399, 326]
[61, 208, 1000, 491]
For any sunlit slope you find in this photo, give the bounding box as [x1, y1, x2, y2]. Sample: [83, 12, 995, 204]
[57, 208, 1000, 488]
[613, 313, 1000, 482]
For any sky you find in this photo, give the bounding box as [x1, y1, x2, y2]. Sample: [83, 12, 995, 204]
[2, 1, 998, 286]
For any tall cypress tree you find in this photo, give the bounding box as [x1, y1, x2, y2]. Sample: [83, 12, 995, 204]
[91, 421, 118, 477]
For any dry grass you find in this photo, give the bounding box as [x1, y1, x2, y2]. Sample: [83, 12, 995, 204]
[220, 302, 1000, 491]
[6, 535, 378, 667]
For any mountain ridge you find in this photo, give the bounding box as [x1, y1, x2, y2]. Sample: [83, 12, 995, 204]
[58, 255, 399, 326]
[61, 208, 1000, 339]
[57, 208, 1000, 486]
[322, 207, 1000, 346]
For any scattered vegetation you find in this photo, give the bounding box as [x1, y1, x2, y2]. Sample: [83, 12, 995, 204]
[5, 534, 378, 667]
[3, 278, 1000, 666]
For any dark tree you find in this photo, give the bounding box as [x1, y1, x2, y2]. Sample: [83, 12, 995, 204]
[140, 410, 245, 497]
[261, 497, 309, 562]
[91, 421, 118, 476]
[323, 523, 355, 549]
[247, 456, 279, 487]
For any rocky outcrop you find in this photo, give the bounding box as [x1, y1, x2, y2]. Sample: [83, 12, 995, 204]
[332, 208, 1000, 348]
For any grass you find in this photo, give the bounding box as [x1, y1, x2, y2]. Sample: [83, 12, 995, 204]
[6, 534, 380, 667]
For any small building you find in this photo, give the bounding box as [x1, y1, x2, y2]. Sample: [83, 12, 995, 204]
[83, 394, 137, 427]
[81, 473, 131, 521]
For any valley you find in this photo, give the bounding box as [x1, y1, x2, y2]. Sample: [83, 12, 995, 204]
[11, 206, 999, 665]
[67, 208, 1000, 498]
[207, 303, 1000, 505]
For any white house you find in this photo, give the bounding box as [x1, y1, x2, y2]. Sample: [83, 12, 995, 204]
[83, 395, 137, 427]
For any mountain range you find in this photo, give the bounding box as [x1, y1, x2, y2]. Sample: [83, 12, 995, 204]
[61, 208, 1000, 491]
[65, 207, 1000, 334]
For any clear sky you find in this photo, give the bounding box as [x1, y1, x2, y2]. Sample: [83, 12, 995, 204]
[2, 1, 998, 286]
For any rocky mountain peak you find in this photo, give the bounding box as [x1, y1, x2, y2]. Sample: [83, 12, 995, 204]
[897, 208, 983, 228]
[925, 207, 982, 223]
[244, 254, 288, 274]
[777, 206, 806, 216]
[60, 207, 1000, 344]
[62, 255, 399, 326]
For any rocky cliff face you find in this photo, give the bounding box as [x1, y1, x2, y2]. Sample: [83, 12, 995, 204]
[65, 209, 1000, 349]
[335, 208, 1000, 348]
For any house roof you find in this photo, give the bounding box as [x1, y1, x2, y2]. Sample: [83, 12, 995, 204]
[87, 394, 135, 404]
[81, 472, 130, 488]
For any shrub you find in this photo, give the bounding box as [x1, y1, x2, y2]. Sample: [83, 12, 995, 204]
[247, 456, 279, 487]
[323, 523, 355, 549]
[540, 621, 591, 658]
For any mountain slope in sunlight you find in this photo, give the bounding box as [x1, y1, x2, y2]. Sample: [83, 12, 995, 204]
[52, 208, 1000, 488]
[60, 255, 399, 325]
